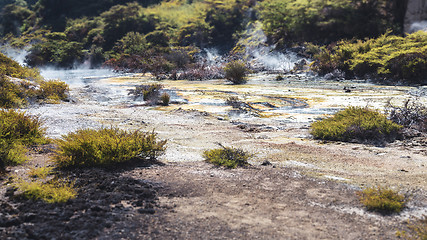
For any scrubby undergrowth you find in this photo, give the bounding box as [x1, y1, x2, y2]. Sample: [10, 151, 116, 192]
[357, 186, 406, 214]
[311, 107, 402, 144]
[0, 109, 48, 170]
[53, 128, 167, 168]
[311, 31, 427, 83]
[203, 145, 251, 168]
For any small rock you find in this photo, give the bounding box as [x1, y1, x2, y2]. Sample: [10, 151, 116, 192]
[138, 208, 155, 214]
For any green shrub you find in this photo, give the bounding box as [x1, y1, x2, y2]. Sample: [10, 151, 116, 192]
[160, 92, 170, 106]
[53, 127, 167, 168]
[259, 0, 401, 46]
[203, 145, 251, 168]
[223, 60, 248, 84]
[357, 186, 406, 214]
[13, 177, 76, 203]
[311, 31, 427, 83]
[0, 109, 47, 169]
[129, 83, 163, 105]
[311, 107, 402, 143]
[38, 80, 69, 102]
[28, 166, 55, 179]
[0, 52, 41, 80]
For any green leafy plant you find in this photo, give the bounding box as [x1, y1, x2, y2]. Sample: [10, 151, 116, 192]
[0, 109, 47, 169]
[223, 60, 248, 84]
[129, 83, 163, 105]
[28, 166, 55, 179]
[13, 177, 76, 203]
[311, 107, 402, 143]
[311, 31, 427, 83]
[357, 186, 406, 214]
[53, 127, 167, 168]
[38, 80, 69, 102]
[203, 144, 251, 168]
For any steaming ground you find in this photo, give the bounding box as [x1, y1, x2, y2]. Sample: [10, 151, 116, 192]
[12, 69, 427, 239]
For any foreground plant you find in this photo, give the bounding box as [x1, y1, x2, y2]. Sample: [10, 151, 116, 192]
[203, 144, 251, 168]
[13, 168, 76, 204]
[0, 109, 48, 169]
[53, 127, 167, 168]
[311, 107, 402, 143]
[357, 186, 406, 214]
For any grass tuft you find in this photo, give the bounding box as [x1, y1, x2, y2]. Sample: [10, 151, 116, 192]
[53, 127, 167, 168]
[14, 177, 76, 204]
[203, 144, 251, 168]
[357, 186, 406, 214]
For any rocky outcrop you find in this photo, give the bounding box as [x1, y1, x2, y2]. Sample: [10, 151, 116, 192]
[405, 0, 427, 32]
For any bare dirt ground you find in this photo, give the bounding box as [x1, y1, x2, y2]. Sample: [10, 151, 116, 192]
[1, 74, 426, 239]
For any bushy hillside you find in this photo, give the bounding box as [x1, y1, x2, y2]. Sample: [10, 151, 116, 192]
[1, 0, 422, 83]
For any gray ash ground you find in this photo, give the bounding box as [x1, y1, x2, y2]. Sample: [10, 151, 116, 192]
[0, 167, 159, 240]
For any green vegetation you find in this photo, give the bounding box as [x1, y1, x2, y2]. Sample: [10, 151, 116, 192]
[38, 80, 69, 102]
[53, 127, 167, 168]
[13, 167, 76, 203]
[259, 0, 404, 47]
[0, 109, 47, 169]
[0, 52, 40, 80]
[223, 60, 248, 84]
[0, 53, 68, 108]
[311, 31, 427, 83]
[397, 216, 427, 240]
[311, 107, 402, 143]
[203, 145, 251, 168]
[28, 166, 54, 179]
[357, 186, 406, 214]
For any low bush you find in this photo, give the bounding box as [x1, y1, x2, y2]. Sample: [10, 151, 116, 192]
[38, 80, 69, 102]
[128, 83, 163, 105]
[311, 107, 402, 143]
[53, 127, 167, 168]
[0, 109, 47, 145]
[0, 75, 69, 108]
[387, 99, 427, 134]
[203, 145, 251, 168]
[28, 166, 55, 179]
[0, 109, 47, 169]
[357, 186, 406, 214]
[223, 60, 248, 84]
[160, 92, 170, 106]
[311, 31, 427, 83]
[13, 177, 76, 203]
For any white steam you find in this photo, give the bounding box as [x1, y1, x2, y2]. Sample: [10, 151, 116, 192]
[409, 20, 427, 33]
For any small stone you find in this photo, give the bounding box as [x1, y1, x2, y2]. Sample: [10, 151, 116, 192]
[138, 208, 155, 214]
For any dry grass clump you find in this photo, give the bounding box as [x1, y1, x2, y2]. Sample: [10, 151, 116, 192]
[53, 127, 167, 168]
[203, 144, 251, 168]
[311, 107, 402, 143]
[357, 186, 406, 214]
